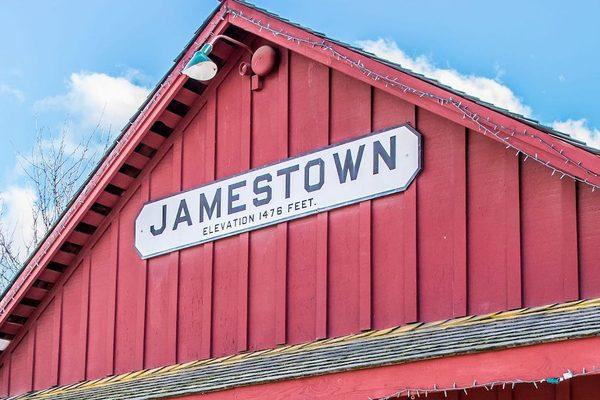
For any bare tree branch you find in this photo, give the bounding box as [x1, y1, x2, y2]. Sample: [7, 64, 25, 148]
[0, 122, 113, 291]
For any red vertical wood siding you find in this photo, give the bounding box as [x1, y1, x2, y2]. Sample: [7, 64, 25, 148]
[8, 333, 33, 396]
[86, 224, 117, 379]
[467, 129, 521, 314]
[212, 64, 249, 357]
[114, 187, 146, 374]
[371, 89, 417, 329]
[327, 69, 371, 337]
[577, 185, 600, 298]
[178, 103, 214, 361]
[248, 44, 288, 351]
[416, 109, 467, 322]
[0, 360, 8, 397]
[286, 52, 329, 344]
[145, 149, 178, 368]
[58, 260, 89, 384]
[33, 298, 60, 390]
[2, 38, 599, 396]
[521, 160, 579, 306]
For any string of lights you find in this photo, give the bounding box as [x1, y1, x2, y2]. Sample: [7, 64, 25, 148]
[227, 7, 600, 192]
[375, 367, 598, 398]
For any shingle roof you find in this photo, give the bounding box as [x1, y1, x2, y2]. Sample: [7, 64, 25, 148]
[10, 298, 600, 400]
[235, 0, 599, 155]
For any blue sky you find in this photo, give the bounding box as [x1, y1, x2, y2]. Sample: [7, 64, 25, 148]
[0, 0, 599, 252]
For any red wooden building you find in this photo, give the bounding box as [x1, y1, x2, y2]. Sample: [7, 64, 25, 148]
[1, 1, 599, 399]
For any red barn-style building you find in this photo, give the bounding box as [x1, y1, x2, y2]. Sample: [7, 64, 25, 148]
[1, 1, 600, 399]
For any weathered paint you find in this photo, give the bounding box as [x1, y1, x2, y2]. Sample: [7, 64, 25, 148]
[0, 10, 599, 398]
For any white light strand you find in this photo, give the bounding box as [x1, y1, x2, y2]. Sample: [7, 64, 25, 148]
[379, 368, 596, 399]
[227, 7, 600, 192]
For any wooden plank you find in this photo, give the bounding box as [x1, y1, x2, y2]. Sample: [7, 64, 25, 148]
[371, 88, 417, 329]
[202, 96, 217, 359]
[178, 103, 212, 362]
[169, 135, 182, 359]
[114, 186, 146, 374]
[327, 69, 371, 337]
[58, 259, 89, 384]
[247, 44, 288, 351]
[0, 358, 9, 398]
[577, 184, 600, 298]
[467, 129, 521, 314]
[416, 108, 467, 322]
[358, 201, 371, 331]
[144, 147, 178, 368]
[287, 52, 330, 344]
[275, 48, 289, 346]
[521, 160, 579, 306]
[212, 65, 248, 357]
[555, 381, 570, 400]
[86, 223, 118, 379]
[33, 297, 60, 390]
[237, 63, 252, 354]
[8, 332, 33, 396]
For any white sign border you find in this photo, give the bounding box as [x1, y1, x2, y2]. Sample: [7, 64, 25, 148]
[135, 123, 422, 259]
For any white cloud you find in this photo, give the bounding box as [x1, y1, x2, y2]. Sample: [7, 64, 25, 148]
[552, 119, 600, 150]
[357, 38, 532, 117]
[0, 186, 37, 257]
[358, 38, 599, 150]
[0, 83, 25, 103]
[36, 72, 150, 134]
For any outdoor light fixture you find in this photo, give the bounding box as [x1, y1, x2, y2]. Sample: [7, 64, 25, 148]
[182, 35, 253, 81]
[182, 43, 218, 81]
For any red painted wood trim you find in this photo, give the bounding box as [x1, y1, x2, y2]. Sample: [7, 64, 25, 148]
[358, 201, 371, 331]
[453, 127, 467, 317]
[81, 257, 91, 380]
[561, 180, 579, 301]
[178, 336, 600, 400]
[106, 222, 119, 376]
[201, 94, 217, 359]
[402, 183, 418, 322]
[275, 48, 290, 345]
[506, 152, 522, 310]
[315, 212, 328, 340]
[139, 178, 150, 368]
[237, 72, 252, 353]
[0, 357, 9, 397]
[556, 381, 570, 400]
[227, 1, 600, 187]
[498, 388, 513, 400]
[314, 68, 330, 340]
[169, 138, 183, 362]
[51, 293, 62, 387]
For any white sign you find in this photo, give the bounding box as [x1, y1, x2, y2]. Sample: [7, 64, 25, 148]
[135, 124, 421, 259]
